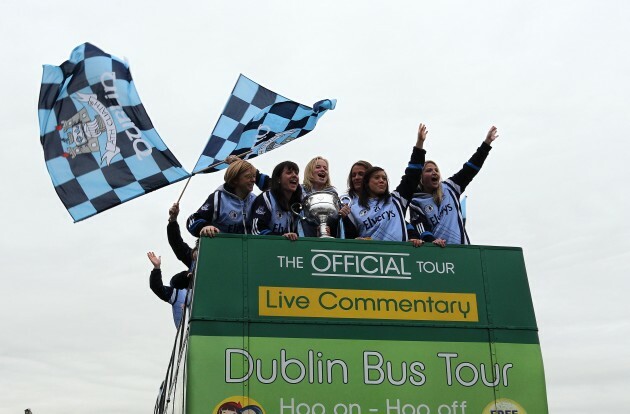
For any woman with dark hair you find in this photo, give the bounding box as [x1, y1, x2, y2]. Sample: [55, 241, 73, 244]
[187, 157, 269, 237]
[343, 124, 427, 244]
[409, 126, 499, 246]
[251, 161, 303, 240]
[346, 160, 373, 199]
[339, 160, 373, 219]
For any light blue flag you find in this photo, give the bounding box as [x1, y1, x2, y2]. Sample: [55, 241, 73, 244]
[38, 43, 190, 222]
[193, 74, 335, 173]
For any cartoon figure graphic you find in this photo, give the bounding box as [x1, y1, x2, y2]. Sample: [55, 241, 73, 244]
[59, 108, 105, 158]
[217, 401, 241, 414]
[215, 398, 265, 414]
[240, 405, 263, 414]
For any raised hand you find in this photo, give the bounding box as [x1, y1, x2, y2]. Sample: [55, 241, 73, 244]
[484, 126, 499, 145]
[416, 123, 428, 149]
[225, 155, 240, 164]
[168, 203, 180, 222]
[147, 251, 161, 269]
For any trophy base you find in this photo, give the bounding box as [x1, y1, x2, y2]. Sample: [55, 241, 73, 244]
[318, 235, 334, 239]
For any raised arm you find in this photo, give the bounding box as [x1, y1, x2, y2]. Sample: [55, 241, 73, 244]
[167, 203, 194, 268]
[448, 126, 499, 192]
[147, 251, 173, 302]
[395, 123, 428, 202]
[226, 155, 270, 191]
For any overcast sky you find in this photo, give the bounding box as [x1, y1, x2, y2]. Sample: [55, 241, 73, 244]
[1, 1, 629, 413]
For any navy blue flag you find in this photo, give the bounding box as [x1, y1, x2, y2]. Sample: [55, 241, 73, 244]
[192, 74, 336, 173]
[38, 43, 190, 222]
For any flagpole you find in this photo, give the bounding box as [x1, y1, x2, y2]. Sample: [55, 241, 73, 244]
[176, 176, 193, 204]
[174, 151, 253, 204]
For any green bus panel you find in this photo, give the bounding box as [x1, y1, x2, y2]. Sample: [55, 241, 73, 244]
[187, 235, 547, 414]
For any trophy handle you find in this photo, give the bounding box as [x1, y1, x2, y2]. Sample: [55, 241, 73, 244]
[290, 203, 304, 218]
[339, 195, 352, 205]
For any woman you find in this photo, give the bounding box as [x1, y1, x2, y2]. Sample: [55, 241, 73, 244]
[251, 161, 303, 240]
[187, 158, 269, 237]
[302, 156, 336, 195]
[343, 123, 427, 244]
[300, 156, 340, 237]
[409, 126, 499, 246]
[346, 160, 373, 199]
[147, 251, 192, 328]
[339, 160, 373, 218]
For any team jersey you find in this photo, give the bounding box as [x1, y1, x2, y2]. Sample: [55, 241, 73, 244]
[410, 142, 492, 245]
[187, 171, 269, 237]
[344, 146, 425, 241]
[169, 288, 190, 328]
[150, 269, 192, 328]
[187, 186, 256, 236]
[251, 191, 297, 236]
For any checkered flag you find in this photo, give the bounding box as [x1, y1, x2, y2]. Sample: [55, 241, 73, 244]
[192, 74, 336, 174]
[38, 43, 190, 222]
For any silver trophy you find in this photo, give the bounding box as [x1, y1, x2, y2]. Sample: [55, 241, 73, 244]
[293, 191, 341, 238]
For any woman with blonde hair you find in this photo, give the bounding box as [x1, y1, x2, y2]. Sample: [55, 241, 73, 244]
[302, 156, 335, 195]
[299, 156, 341, 237]
[187, 157, 269, 237]
[409, 126, 499, 246]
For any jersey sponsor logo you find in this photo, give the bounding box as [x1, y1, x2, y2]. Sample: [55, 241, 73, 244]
[429, 203, 454, 226]
[224, 223, 245, 233]
[272, 223, 288, 233]
[363, 209, 396, 230]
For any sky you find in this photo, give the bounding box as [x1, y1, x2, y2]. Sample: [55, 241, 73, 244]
[1, 1, 629, 412]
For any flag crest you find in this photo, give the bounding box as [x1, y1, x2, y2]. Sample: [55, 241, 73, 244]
[38, 43, 190, 222]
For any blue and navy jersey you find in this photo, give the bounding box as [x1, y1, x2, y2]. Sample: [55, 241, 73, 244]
[186, 170, 269, 237]
[410, 142, 491, 245]
[149, 269, 191, 328]
[187, 186, 258, 236]
[344, 147, 425, 241]
[169, 288, 189, 328]
[251, 191, 297, 236]
[410, 182, 467, 244]
[346, 196, 409, 241]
